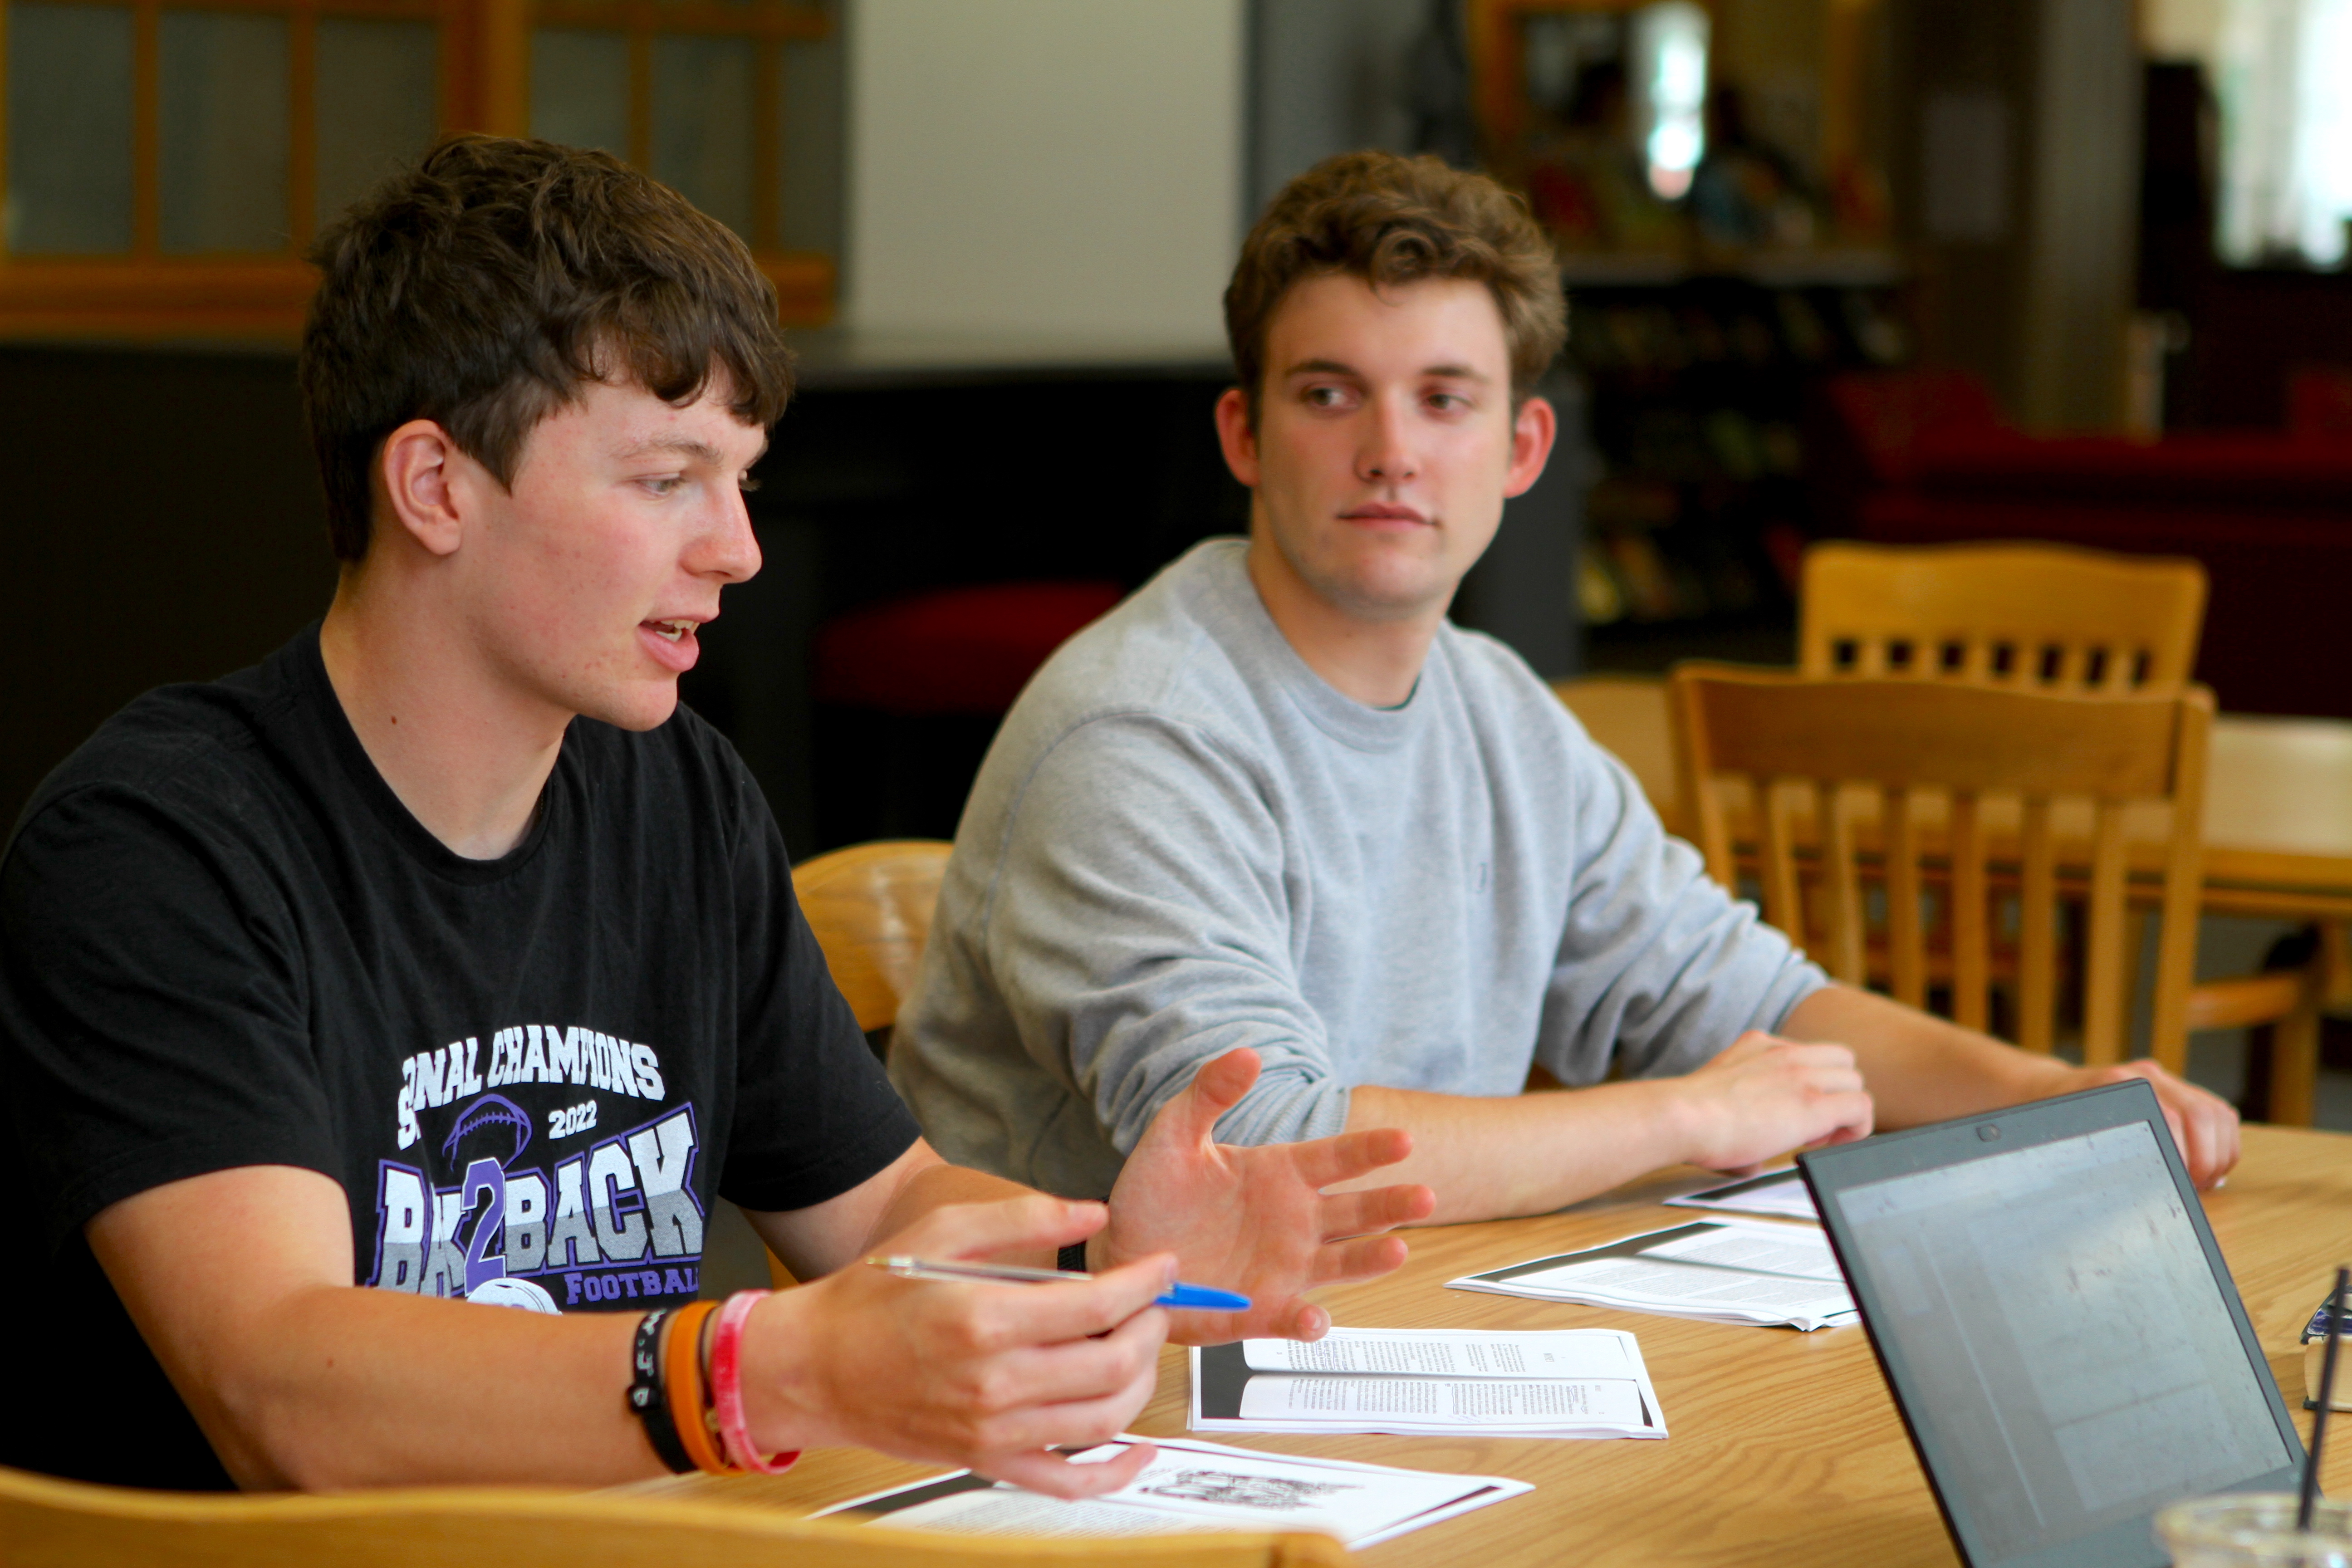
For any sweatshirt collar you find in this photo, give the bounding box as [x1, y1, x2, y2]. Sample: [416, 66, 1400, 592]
[1196, 540, 1437, 755]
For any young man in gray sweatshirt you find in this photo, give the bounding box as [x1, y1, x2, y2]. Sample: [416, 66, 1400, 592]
[889, 152, 2238, 1224]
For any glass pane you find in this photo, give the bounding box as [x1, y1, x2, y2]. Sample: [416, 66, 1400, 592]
[651, 35, 754, 239]
[159, 10, 290, 253]
[778, 33, 842, 254]
[4, 3, 134, 254]
[532, 29, 628, 157]
[314, 18, 438, 226]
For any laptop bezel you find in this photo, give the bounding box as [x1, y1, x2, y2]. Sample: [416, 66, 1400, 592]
[1799, 1078, 2306, 1568]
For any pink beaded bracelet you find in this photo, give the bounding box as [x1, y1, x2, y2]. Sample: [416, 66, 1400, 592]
[708, 1289, 801, 1475]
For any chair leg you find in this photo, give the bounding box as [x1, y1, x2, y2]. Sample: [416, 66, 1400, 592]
[2271, 984, 2323, 1127]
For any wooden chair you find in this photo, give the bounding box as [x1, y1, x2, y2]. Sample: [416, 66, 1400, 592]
[791, 839, 954, 1033]
[1670, 666, 2210, 1070]
[1799, 539, 2206, 691]
[0, 1463, 1347, 1568]
[770, 839, 952, 1285]
[1795, 539, 2326, 1119]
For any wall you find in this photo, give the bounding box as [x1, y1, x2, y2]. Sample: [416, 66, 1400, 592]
[0, 346, 338, 835]
[843, 0, 1245, 345]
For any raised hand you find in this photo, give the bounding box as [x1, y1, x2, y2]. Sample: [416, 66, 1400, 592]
[1676, 1030, 1875, 1175]
[1095, 1047, 1434, 1345]
[742, 1194, 1171, 1499]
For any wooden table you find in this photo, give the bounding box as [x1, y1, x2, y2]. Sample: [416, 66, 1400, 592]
[1553, 675, 2352, 924]
[661, 1126, 2352, 1566]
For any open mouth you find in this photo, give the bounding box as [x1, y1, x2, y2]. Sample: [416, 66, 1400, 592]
[649, 619, 696, 642]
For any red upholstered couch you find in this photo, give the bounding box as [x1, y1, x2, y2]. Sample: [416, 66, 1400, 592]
[1810, 369, 2352, 717]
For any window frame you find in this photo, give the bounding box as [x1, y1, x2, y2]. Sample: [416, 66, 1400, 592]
[0, 0, 834, 338]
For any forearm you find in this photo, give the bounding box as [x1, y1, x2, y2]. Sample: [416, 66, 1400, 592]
[1780, 983, 2072, 1126]
[867, 1161, 1054, 1264]
[1339, 1080, 1694, 1225]
[750, 1141, 1064, 1281]
[198, 1287, 650, 1490]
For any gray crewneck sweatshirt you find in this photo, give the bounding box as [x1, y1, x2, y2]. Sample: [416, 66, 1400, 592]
[890, 539, 1825, 1198]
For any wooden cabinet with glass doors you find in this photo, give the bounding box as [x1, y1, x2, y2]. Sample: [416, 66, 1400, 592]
[0, 0, 837, 336]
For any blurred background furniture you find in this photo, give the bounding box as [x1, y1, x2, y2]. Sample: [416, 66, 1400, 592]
[1670, 666, 2210, 1068]
[1798, 539, 2206, 691]
[0, 1462, 1348, 1568]
[1797, 539, 2325, 1111]
[769, 836, 951, 1289]
[1559, 666, 2352, 1119]
[811, 581, 1126, 845]
[1808, 368, 2352, 718]
[789, 838, 953, 1039]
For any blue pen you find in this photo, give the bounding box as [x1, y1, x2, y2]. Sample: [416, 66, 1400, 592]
[866, 1254, 1251, 1312]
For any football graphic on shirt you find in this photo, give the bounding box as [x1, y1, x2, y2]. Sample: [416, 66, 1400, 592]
[442, 1092, 533, 1167]
[468, 1277, 561, 1313]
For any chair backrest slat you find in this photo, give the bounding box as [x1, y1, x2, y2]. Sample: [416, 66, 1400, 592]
[1669, 667, 2211, 1067]
[1800, 541, 2206, 694]
[1883, 785, 1926, 1008]
[1755, 779, 1805, 941]
[1948, 792, 1991, 1031]
[1815, 780, 1867, 985]
[2015, 795, 2059, 1055]
[2081, 799, 2133, 1064]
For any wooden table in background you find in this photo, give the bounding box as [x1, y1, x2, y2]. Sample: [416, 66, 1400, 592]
[660, 1126, 2352, 1567]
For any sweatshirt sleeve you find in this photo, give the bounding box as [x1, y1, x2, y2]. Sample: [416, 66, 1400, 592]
[980, 713, 1350, 1156]
[1534, 718, 1830, 1084]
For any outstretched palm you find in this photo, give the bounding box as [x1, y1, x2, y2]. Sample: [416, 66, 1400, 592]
[1097, 1048, 1433, 1344]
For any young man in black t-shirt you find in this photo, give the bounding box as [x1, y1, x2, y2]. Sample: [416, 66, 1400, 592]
[0, 137, 1431, 1495]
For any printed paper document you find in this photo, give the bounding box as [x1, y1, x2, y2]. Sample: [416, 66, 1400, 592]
[1450, 1220, 1858, 1331]
[1666, 1166, 1821, 1222]
[1190, 1325, 1665, 1439]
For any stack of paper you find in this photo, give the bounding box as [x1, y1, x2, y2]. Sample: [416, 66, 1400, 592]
[1449, 1219, 1858, 1331]
[817, 1434, 1531, 1548]
[1665, 1166, 1820, 1221]
[1189, 1325, 1665, 1439]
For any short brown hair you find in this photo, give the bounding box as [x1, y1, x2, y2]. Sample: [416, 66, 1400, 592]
[1224, 152, 1564, 415]
[300, 134, 795, 562]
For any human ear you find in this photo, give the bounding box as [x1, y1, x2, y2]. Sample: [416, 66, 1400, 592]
[1213, 386, 1263, 490]
[1502, 395, 1558, 500]
[376, 419, 467, 559]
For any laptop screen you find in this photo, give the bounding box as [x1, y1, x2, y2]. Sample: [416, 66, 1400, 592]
[1807, 1084, 2301, 1568]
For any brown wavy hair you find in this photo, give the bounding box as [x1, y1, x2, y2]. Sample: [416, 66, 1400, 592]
[1224, 151, 1564, 419]
[300, 134, 795, 562]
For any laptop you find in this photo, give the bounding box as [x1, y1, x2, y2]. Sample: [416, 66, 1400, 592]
[1799, 1079, 2306, 1568]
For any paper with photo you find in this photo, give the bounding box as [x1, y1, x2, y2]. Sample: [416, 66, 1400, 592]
[1665, 1166, 1821, 1222]
[817, 1435, 1530, 1548]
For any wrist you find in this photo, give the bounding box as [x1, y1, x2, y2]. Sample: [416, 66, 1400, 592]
[734, 1287, 828, 1456]
[1644, 1076, 1719, 1169]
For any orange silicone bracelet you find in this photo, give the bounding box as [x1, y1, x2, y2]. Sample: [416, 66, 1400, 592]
[662, 1300, 730, 1475]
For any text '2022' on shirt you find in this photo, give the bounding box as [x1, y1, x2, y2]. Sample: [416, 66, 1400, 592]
[0, 625, 917, 1488]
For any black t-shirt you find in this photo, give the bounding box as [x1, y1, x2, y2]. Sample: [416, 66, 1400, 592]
[0, 625, 921, 1489]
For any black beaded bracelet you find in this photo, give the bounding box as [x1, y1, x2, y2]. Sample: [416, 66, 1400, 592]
[627, 1308, 696, 1474]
